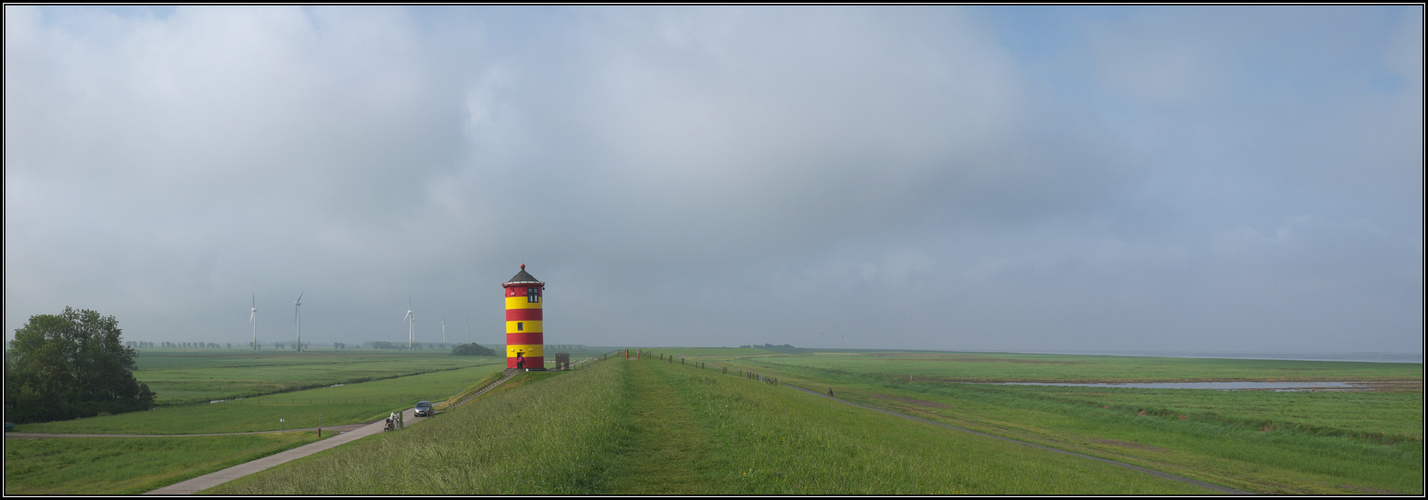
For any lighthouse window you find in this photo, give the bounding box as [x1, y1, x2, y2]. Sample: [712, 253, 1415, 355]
[527, 287, 539, 303]
[517, 322, 523, 331]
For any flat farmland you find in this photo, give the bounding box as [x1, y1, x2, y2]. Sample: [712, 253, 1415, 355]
[15, 363, 507, 434]
[673, 349, 1423, 495]
[736, 350, 1423, 383]
[132, 349, 503, 405]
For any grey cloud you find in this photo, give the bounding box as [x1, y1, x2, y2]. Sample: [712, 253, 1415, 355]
[5, 6, 1420, 356]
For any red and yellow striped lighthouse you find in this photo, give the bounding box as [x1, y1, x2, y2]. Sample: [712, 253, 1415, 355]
[504, 264, 545, 370]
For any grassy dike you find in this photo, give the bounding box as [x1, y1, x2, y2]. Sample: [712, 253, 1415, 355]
[207, 357, 1213, 494]
[206, 361, 629, 494]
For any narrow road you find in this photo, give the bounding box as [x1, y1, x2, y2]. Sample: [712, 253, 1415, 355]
[785, 384, 1248, 495]
[142, 407, 433, 495]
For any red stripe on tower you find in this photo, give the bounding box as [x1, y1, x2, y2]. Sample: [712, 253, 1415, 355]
[505, 309, 543, 321]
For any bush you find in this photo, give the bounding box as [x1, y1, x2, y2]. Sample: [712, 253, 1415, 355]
[451, 343, 497, 356]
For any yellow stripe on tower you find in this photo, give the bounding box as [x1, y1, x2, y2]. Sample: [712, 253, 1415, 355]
[505, 320, 544, 334]
[506, 344, 544, 357]
[505, 296, 544, 310]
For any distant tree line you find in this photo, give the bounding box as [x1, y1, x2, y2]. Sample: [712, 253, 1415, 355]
[115, 340, 480, 351]
[741, 343, 809, 354]
[128, 341, 230, 349]
[4, 307, 155, 424]
[450, 343, 497, 356]
[361, 341, 453, 350]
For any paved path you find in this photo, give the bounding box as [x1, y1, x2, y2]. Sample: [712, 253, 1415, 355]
[142, 407, 433, 495]
[785, 384, 1248, 495]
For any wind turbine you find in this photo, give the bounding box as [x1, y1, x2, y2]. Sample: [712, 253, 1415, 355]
[250, 294, 258, 351]
[441, 316, 447, 348]
[466, 316, 471, 344]
[294, 292, 304, 352]
[403, 297, 414, 351]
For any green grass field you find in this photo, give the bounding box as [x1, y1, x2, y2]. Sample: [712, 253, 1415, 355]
[131, 350, 504, 405]
[3, 433, 322, 495]
[207, 357, 1214, 494]
[8, 347, 1419, 495]
[674, 349, 1423, 495]
[15, 363, 508, 434]
[729, 350, 1422, 383]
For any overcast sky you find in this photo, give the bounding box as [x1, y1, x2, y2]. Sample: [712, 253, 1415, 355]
[5, 6, 1423, 355]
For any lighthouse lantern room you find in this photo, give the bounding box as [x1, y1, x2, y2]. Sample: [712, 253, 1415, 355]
[504, 264, 546, 370]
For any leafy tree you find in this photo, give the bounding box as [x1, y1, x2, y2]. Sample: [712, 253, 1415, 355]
[5, 307, 155, 423]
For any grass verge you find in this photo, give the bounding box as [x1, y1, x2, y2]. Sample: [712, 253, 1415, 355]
[3, 433, 320, 495]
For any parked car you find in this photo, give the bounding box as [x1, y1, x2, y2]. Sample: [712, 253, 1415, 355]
[414, 400, 433, 417]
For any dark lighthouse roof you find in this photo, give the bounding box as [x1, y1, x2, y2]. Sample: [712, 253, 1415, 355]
[505, 264, 542, 284]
